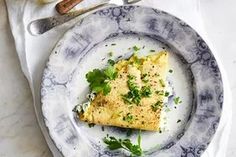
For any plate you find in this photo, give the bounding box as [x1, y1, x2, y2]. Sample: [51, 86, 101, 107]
[41, 5, 223, 157]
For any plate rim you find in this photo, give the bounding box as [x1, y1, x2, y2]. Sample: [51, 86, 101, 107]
[40, 5, 223, 157]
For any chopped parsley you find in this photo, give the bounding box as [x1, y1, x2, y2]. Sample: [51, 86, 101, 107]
[122, 75, 153, 105]
[150, 49, 155, 52]
[169, 69, 173, 73]
[126, 129, 133, 136]
[107, 59, 115, 66]
[122, 89, 141, 105]
[103, 131, 142, 156]
[128, 75, 136, 80]
[141, 86, 152, 97]
[133, 46, 141, 51]
[111, 43, 116, 46]
[104, 65, 118, 80]
[164, 92, 170, 97]
[88, 123, 95, 128]
[86, 63, 118, 95]
[141, 73, 147, 79]
[165, 108, 171, 112]
[159, 79, 165, 87]
[123, 113, 134, 123]
[151, 101, 163, 112]
[133, 56, 142, 65]
[174, 97, 182, 104]
[108, 52, 113, 57]
[155, 90, 164, 96]
[122, 75, 142, 105]
[177, 119, 181, 123]
[141, 73, 149, 83]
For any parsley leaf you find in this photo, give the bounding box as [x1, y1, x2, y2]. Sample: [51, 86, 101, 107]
[126, 129, 133, 137]
[164, 91, 170, 97]
[159, 79, 165, 87]
[108, 59, 115, 66]
[133, 46, 141, 51]
[103, 131, 142, 156]
[150, 49, 155, 52]
[104, 65, 118, 80]
[88, 123, 95, 128]
[86, 64, 117, 95]
[108, 52, 113, 57]
[174, 97, 182, 104]
[177, 119, 181, 123]
[123, 75, 153, 105]
[141, 86, 152, 97]
[122, 75, 142, 105]
[103, 136, 123, 150]
[123, 113, 134, 123]
[151, 101, 163, 112]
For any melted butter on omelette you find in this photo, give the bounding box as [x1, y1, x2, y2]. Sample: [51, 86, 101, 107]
[79, 51, 169, 131]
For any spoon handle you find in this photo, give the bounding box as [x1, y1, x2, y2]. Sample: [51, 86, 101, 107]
[28, 2, 108, 35]
[56, 0, 84, 14]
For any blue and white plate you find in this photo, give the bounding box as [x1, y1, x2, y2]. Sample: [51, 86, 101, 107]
[41, 5, 223, 157]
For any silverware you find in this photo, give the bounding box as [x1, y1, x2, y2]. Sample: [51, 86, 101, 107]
[28, 2, 108, 35]
[28, 0, 141, 35]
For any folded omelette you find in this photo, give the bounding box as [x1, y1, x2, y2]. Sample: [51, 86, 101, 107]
[77, 51, 169, 131]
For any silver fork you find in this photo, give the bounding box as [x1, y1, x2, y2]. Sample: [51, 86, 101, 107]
[28, 0, 141, 36]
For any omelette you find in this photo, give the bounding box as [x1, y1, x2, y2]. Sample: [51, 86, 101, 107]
[76, 51, 169, 131]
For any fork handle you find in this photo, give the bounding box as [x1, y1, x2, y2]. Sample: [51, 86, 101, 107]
[56, 0, 84, 14]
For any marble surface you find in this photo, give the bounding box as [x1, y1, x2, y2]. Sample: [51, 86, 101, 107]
[0, 0, 52, 156]
[0, 0, 235, 157]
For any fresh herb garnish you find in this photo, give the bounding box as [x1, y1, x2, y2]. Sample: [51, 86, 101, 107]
[159, 79, 165, 87]
[141, 73, 147, 79]
[169, 69, 173, 73]
[151, 101, 163, 112]
[103, 131, 142, 156]
[104, 65, 118, 80]
[165, 108, 171, 112]
[111, 43, 116, 46]
[164, 92, 170, 97]
[132, 55, 142, 65]
[122, 75, 142, 105]
[88, 123, 95, 128]
[141, 86, 152, 97]
[126, 129, 133, 137]
[150, 49, 155, 52]
[133, 46, 141, 51]
[86, 63, 117, 95]
[123, 113, 134, 123]
[177, 119, 181, 123]
[174, 97, 182, 104]
[108, 52, 113, 57]
[107, 59, 115, 66]
[122, 74, 153, 105]
[141, 73, 149, 83]
[122, 89, 141, 105]
[155, 90, 164, 96]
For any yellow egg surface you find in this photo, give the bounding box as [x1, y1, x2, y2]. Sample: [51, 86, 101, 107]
[79, 51, 169, 131]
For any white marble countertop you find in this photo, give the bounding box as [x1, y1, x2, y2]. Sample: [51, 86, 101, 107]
[0, 0, 235, 157]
